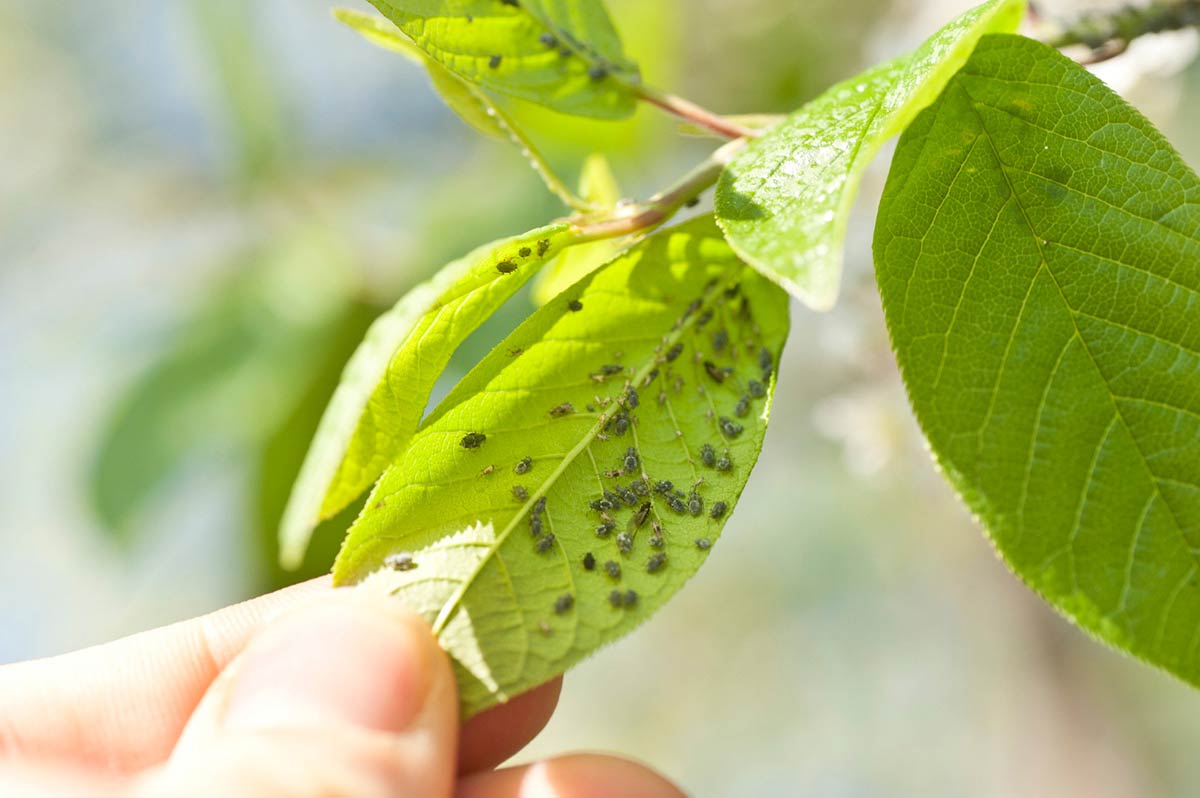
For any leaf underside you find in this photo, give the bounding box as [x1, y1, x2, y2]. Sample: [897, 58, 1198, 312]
[279, 224, 574, 568]
[364, 0, 640, 119]
[715, 0, 1024, 311]
[875, 35, 1200, 684]
[335, 216, 790, 717]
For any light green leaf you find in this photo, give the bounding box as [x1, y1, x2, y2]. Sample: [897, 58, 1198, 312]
[532, 153, 624, 304]
[874, 35, 1200, 685]
[280, 224, 576, 568]
[715, 0, 1024, 310]
[334, 217, 790, 716]
[363, 0, 640, 119]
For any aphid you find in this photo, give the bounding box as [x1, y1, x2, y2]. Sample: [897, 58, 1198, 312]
[604, 469, 623, 479]
[625, 387, 640, 409]
[696, 310, 713, 327]
[653, 480, 674, 494]
[466, 13, 474, 21]
[747, 379, 766, 398]
[533, 496, 547, 516]
[683, 298, 702, 318]
[588, 64, 608, 81]
[538, 619, 553, 636]
[710, 501, 728, 519]
[695, 537, 712, 550]
[554, 593, 575, 614]
[539, 32, 558, 47]
[699, 443, 716, 468]
[530, 515, 543, 536]
[549, 402, 575, 417]
[719, 416, 744, 439]
[508, 347, 523, 357]
[712, 329, 729, 352]
[687, 491, 703, 517]
[704, 360, 727, 384]
[595, 521, 615, 538]
[536, 534, 556, 553]
[589, 498, 613, 512]
[623, 446, 640, 473]
[488, 54, 503, 69]
[759, 347, 773, 372]
[614, 415, 630, 437]
[649, 531, 664, 549]
[514, 457, 532, 475]
[622, 589, 638, 607]
[724, 283, 740, 298]
[384, 552, 417, 571]
[600, 364, 624, 376]
[586, 404, 596, 412]
[716, 455, 733, 472]
[630, 479, 649, 496]
[500, 0, 518, 5]
[657, 390, 668, 406]
[735, 396, 751, 417]
[599, 511, 615, 525]
[665, 342, 684, 362]
[512, 485, 529, 501]
[632, 501, 652, 529]
[559, 46, 573, 57]
[667, 496, 687, 514]
[616, 532, 633, 554]
[647, 552, 667, 573]
[673, 375, 685, 394]
[461, 432, 486, 449]
[618, 487, 638, 507]
[604, 489, 622, 507]
[518, 246, 532, 257]
[604, 560, 621, 579]
[568, 299, 583, 312]
[608, 589, 624, 608]
[479, 465, 494, 477]
[583, 552, 596, 570]
[537, 238, 551, 256]
[374, 499, 387, 509]
[684, 196, 701, 208]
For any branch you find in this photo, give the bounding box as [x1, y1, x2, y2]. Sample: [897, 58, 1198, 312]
[1033, 1, 1200, 63]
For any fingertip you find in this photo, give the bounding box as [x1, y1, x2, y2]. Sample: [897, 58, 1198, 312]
[459, 678, 562, 773]
[456, 753, 686, 798]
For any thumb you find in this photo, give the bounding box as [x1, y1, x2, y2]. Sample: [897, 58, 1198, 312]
[138, 594, 458, 798]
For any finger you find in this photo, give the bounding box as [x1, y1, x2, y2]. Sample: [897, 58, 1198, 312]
[0, 577, 332, 773]
[143, 593, 458, 798]
[455, 754, 686, 798]
[458, 678, 561, 774]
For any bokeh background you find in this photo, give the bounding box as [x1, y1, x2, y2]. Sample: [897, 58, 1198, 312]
[4, 0, 1200, 794]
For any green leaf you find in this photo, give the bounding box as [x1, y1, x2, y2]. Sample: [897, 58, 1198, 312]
[874, 34, 1200, 685]
[715, 0, 1024, 311]
[280, 224, 576, 568]
[333, 216, 790, 717]
[532, 153, 624, 304]
[363, 0, 640, 119]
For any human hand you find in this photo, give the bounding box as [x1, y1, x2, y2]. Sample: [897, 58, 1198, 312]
[0, 579, 684, 797]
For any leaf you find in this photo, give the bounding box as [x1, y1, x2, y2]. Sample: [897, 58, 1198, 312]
[532, 153, 624, 304]
[334, 216, 790, 717]
[363, 0, 640, 119]
[280, 224, 576, 568]
[874, 34, 1200, 685]
[715, 0, 1024, 311]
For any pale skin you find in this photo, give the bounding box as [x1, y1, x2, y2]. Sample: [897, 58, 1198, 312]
[0, 578, 684, 797]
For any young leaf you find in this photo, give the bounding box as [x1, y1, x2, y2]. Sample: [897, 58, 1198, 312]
[280, 224, 576, 568]
[363, 0, 640, 119]
[874, 35, 1200, 685]
[334, 217, 790, 717]
[715, 0, 1024, 311]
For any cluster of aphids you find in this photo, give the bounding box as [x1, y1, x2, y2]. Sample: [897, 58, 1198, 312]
[478, 1, 633, 84]
[493, 237, 552, 276]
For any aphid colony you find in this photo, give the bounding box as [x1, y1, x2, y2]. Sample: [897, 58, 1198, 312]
[493, 238, 552, 275]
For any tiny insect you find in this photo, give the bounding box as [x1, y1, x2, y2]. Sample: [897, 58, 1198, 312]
[640, 368, 659, 389]
[699, 443, 716, 468]
[508, 347, 523, 357]
[608, 589, 624, 608]
[665, 342, 684, 362]
[683, 298, 702, 318]
[595, 521, 615, 538]
[549, 402, 575, 417]
[568, 299, 583, 312]
[600, 364, 623, 376]
[604, 560, 621, 579]
[538, 620, 553, 636]
[735, 396, 751, 417]
[649, 531, 664, 549]
[759, 347, 773, 372]
[384, 552, 417, 571]
[533, 496, 547, 515]
[623, 446, 639, 473]
[588, 64, 608, 81]
[667, 496, 687, 514]
[630, 479, 649, 496]
[724, 283, 740, 298]
[603, 490, 622, 507]
[657, 390, 668, 405]
[719, 417, 744, 439]
[618, 487, 638, 506]
[632, 501, 652, 528]
[536, 534, 556, 553]
[716, 455, 733, 472]
[512, 485, 529, 501]
[747, 379, 766, 398]
[654, 480, 674, 494]
[604, 469, 623, 479]
[625, 387, 640, 409]
[537, 238, 551, 256]
[673, 375, 685, 394]
[710, 501, 728, 519]
[583, 552, 596, 570]
[374, 499, 387, 509]
[559, 45, 573, 57]
[695, 538, 712, 550]
[488, 54, 502, 69]
[554, 593, 575, 614]
[684, 196, 701, 208]
[513, 457, 532, 475]
[586, 404, 596, 412]
[647, 552, 667, 573]
[530, 515, 543, 536]
[616, 532, 633, 554]
[461, 432, 486, 449]
[696, 310, 713, 327]
[687, 492, 703, 517]
[622, 589, 638, 607]
[539, 32, 558, 47]
[712, 329, 729, 352]
[589, 498, 611, 512]
[518, 246, 532, 257]
[704, 361, 727, 384]
[479, 465, 494, 477]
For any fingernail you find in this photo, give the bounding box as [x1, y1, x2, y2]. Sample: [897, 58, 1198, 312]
[223, 598, 435, 734]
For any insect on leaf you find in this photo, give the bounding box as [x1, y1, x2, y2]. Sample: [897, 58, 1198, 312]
[335, 216, 790, 717]
[875, 34, 1200, 685]
[280, 224, 577, 568]
[363, 0, 640, 119]
[715, 0, 1024, 310]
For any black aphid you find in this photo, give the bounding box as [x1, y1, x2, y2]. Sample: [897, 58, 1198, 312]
[583, 552, 596, 570]
[759, 347, 773, 371]
[604, 560, 621, 579]
[719, 416, 744, 439]
[608, 589, 623, 608]
[665, 342, 684, 362]
[536, 534, 556, 553]
[595, 521, 615, 538]
[604, 469, 622, 479]
[684, 196, 701, 208]
[699, 443, 716, 467]
[618, 488, 638, 506]
[509, 347, 523, 357]
[496, 259, 517, 274]
[647, 552, 667, 573]
[461, 432, 487, 449]
[554, 593, 575, 614]
[687, 492, 703, 517]
[588, 64, 608, 81]
[712, 329, 729, 352]
[384, 552, 417, 571]
[622, 589, 638, 607]
[559, 46, 573, 57]
[589, 497, 614, 512]
[667, 496, 687, 514]
[710, 501, 728, 519]
[488, 54, 503, 69]
[500, 0, 518, 5]
[735, 396, 751, 417]
[549, 402, 575, 417]
[568, 299, 583, 312]
[533, 496, 547, 515]
[653, 480, 674, 494]
[530, 515, 543, 536]
[539, 32, 558, 47]
[747, 379, 766, 398]
[649, 532, 664, 549]
[514, 456, 532, 475]
[623, 446, 639, 473]
[683, 298, 702, 318]
[603, 489, 621, 507]
[695, 537, 712, 550]
[537, 238, 551, 256]
[704, 360, 727, 384]
[616, 532, 633, 554]
[600, 364, 623, 376]
[630, 479, 649, 496]
[626, 387, 640, 409]
[512, 485, 529, 501]
[586, 404, 596, 412]
[715, 455, 733, 472]
[632, 501, 652, 528]
[640, 368, 659, 388]
[696, 309, 713, 327]
[518, 246, 532, 257]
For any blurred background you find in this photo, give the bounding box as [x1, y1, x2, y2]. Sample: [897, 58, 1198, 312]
[4, 0, 1200, 794]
